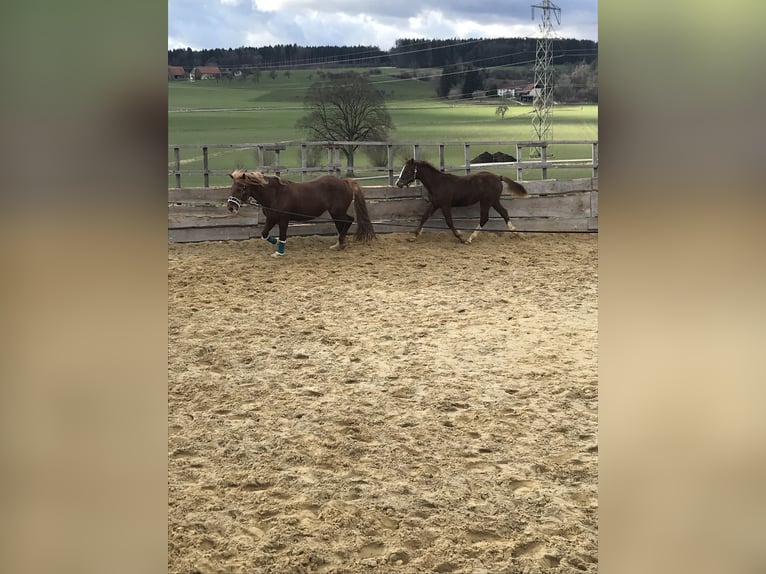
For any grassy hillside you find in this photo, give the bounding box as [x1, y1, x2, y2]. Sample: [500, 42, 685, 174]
[169, 68, 597, 186]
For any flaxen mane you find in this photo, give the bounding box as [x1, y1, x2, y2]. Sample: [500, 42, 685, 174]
[230, 169, 268, 186]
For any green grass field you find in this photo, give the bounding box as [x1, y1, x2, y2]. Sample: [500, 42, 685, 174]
[169, 68, 598, 187]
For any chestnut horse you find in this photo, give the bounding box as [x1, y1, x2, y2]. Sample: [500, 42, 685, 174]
[395, 159, 529, 243]
[227, 170, 376, 256]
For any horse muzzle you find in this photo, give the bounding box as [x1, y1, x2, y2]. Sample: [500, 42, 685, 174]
[227, 196, 243, 214]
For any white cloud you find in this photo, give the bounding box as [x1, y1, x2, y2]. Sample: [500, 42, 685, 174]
[245, 29, 285, 47]
[168, 35, 196, 50]
[251, 0, 291, 12]
[170, 0, 597, 51]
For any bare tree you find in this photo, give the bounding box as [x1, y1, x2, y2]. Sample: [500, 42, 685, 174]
[297, 72, 394, 176]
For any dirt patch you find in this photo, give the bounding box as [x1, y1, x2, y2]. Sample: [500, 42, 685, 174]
[169, 232, 598, 573]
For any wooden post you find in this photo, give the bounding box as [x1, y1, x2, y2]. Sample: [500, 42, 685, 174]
[516, 143, 523, 181]
[464, 143, 471, 174]
[541, 144, 548, 180]
[592, 142, 598, 179]
[173, 147, 181, 188]
[257, 145, 264, 169]
[439, 144, 445, 171]
[202, 146, 209, 188]
[274, 147, 281, 177]
[387, 144, 394, 186]
[301, 144, 307, 181]
[413, 144, 419, 161]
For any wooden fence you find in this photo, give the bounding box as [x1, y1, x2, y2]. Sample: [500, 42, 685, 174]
[168, 177, 597, 243]
[168, 139, 598, 188]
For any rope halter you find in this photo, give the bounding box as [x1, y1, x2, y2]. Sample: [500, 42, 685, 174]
[227, 195, 243, 209]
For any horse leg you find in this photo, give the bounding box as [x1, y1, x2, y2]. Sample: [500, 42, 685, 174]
[330, 211, 354, 249]
[271, 219, 288, 257]
[410, 202, 438, 241]
[467, 202, 491, 244]
[260, 218, 279, 245]
[491, 198, 516, 231]
[441, 205, 466, 243]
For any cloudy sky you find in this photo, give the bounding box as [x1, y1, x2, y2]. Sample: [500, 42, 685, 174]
[168, 0, 597, 51]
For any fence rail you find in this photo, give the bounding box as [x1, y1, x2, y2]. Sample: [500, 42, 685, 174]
[168, 140, 598, 188]
[168, 177, 598, 243]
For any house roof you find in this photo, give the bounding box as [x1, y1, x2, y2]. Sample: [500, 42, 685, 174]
[519, 83, 536, 94]
[168, 66, 186, 76]
[195, 65, 221, 75]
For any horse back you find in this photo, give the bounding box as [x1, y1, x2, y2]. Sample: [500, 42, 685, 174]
[444, 172, 504, 206]
[275, 175, 353, 220]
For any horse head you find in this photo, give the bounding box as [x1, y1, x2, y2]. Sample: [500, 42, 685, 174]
[395, 159, 417, 188]
[227, 169, 267, 213]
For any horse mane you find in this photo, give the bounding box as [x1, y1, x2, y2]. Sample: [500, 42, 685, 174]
[412, 159, 437, 170]
[230, 169, 268, 186]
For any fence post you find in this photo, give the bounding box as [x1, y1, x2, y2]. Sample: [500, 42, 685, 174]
[541, 144, 548, 180]
[516, 143, 523, 181]
[173, 147, 181, 188]
[464, 143, 471, 174]
[301, 144, 307, 181]
[387, 144, 394, 186]
[413, 144, 419, 161]
[274, 148, 281, 177]
[257, 145, 264, 169]
[591, 142, 598, 178]
[439, 144, 445, 172]
[202, 146, 209, 188]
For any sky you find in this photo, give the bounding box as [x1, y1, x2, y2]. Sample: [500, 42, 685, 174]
[168, 0, 597, 52]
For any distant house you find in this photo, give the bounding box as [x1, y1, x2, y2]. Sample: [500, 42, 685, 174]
[168, 66, 187, 80]
[517, 83, 538, 103]
[192, 65, 222, 80]
[497, 80, 530, 98]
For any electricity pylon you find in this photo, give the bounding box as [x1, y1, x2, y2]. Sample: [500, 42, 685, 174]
[531, 1, 561, 157]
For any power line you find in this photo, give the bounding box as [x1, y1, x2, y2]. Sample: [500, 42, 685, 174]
[170, 37, 595, 72]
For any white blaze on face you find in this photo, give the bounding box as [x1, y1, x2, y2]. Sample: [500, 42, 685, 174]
[396, 164, 408, 185]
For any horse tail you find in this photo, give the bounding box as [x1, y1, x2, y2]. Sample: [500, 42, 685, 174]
[500, 176, 530, 198]
[346, 179, 377, 244]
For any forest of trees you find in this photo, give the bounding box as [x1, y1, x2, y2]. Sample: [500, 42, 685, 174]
[388, 37, 596, 69]
[167, 44, 389, 70]
[168, 37, 597, 71]
[169, 37, 599, 103]
[431, 59, 598, 103]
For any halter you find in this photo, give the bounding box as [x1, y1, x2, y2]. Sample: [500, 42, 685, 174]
[227, 195, 243, 209]
[398, 162, 417, 186]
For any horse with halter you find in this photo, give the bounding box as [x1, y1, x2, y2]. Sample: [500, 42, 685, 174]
[395, 159, 529, 243]
[227, 170, 376, 256]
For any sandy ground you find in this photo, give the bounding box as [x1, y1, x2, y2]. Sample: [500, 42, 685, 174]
[168, 231, 598, 573]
